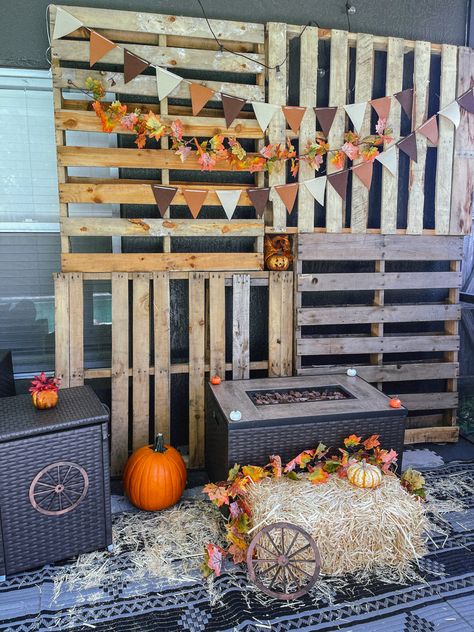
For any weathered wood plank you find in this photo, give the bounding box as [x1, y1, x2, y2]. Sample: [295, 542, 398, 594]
[297, 334, 459, 355]
[404, 426, 459, 444]
[326, 30, 349, 233]
[132, 273, 150, 450]
[406, 41, 430, 234]
[268, 272, 283, 377]
[298, 233, 464, 260]
[153, 272, 171, 443]
[297, 271, 462, 292]
[450, 46, 474, 235]
[111, 272, 129, 476]
[297, 26, 318, 233]
[298, 303, 461, 325]
[54, 273, 70, 387]
[53, 5, 265, 43]
[62, 252, 264, 272]
[209, 272, 226, 380]
[380, 37, 404, 234]
[68, 273, 84, 386]
[232, 274, 250, 379]
[435, 45, 457, 234]
[188, 272, 206, 468]
[351, 33, 374, 233]
[296, 361, 459, 382]
[267, 22, 288, 231]
[61, 217, 264, 237]
[281, 271, 293, 376]
[398, 392, 459, 410]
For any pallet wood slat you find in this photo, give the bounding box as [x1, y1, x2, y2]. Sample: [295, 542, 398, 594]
[404, 426, 459, 444]
[111, 272, 129, 476]
[188, 272, 206, 468]
[132, 273, 150, 450]
[297, 334, 459, 355]
[153, 272, 171, 442]
[54, 273, 71, 387]
[297, 271, 462, 292]
[399, 392, 459, 410]
[297, 361, 459, 382]
[298, 304, 461, 325]
[68, 272, 84, 386]
[232, 274, 250, 380]
[268, 272, 293, 377]
[209, 273, 226, 380]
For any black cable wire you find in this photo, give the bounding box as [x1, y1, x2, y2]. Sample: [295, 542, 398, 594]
[196, 0, 318, 71]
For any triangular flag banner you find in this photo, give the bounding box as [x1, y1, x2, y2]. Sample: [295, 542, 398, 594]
[216, 189, 242, 220]
[353, 161, 373, 190]
[251, 102, 279, 133]
[182, 189, 208, 219]
[376, 145, 397, 176]
[123, 49, 150, 84]
[151, 185, 177, 217]
[190, 83, 215, 116]
[221, 94, 246, 128]
[457, 88, 474, 114]
[418, 115, 439, 145]
[282, 106, 306, 134]
[370, 96, 391, 121]
[439, 100, 461, 128]
[53, 7, 83, 40]
[395, 88, 414, 118]
[274, 183, 299, 214]
[304, 177, 327, 206]
[314, 107, 338, 137]
[247, 187, 270, 218]
[327, 170, 349, 201]
[156, 67, 182, 101]
[89, 30, 116, 67]
[398, 132, 418, 162]
[344, 102, 367, 134]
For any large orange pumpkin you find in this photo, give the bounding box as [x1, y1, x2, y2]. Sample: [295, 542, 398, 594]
[123, 434, 187, 511]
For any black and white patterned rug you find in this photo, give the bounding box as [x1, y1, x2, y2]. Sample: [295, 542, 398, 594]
[2, 462, 474, 632]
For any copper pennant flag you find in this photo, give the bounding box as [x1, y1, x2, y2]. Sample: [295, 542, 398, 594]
[369, 96, 391, 121]
[327, 170, 349, 201]
[397, 132, 418, 162]
[314, 107, 338, 137]
[418, 115, 438, 145]
[124, 49, 150, 84]
[182, 189, 208, 219]
[89, 30, 116, 67]
[151, 185, 177, 217]
[247, 187, 270, 218]
[190, 83, 215, 116]
[353, 161, 373, 190]
[282, 106, 306, 134]
[274, 183, 299, 214]
[221, 94, 246, 128]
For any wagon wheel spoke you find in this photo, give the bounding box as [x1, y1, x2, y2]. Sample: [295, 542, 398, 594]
[266, 532, 282, 556]
[288, 562, 314, 579]
[290, 558, 317, 564]
[253, 558, 278, 563]
[269, 565, 282, 589]
[281, 527, 285, 555]
[35, 490, 55, 503]
[35, 482, 56, 489]
[288, 543, 311, 559]
[58, 492, 63, 511]
[285, 564, 301, 587]
[257, 562, 279, 577]
[256, 542, 278, 558]
[285, 529, 300, 558]
[61, 490, 74, 506]
[61, 465, 73, 485]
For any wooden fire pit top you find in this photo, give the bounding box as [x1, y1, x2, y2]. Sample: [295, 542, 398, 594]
[208, 374, 406, 424]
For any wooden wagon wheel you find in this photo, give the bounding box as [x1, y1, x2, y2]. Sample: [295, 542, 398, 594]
[29, 461, 89, 516]
[246, 522, 321, 600]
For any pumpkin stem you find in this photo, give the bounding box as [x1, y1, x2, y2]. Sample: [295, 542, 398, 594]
[153, 433, 166, 453]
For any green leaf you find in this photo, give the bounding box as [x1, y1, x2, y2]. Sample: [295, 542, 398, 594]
[227, 463, 240, 482]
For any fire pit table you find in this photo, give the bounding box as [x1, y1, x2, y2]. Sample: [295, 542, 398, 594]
[205, 374, 406, 482]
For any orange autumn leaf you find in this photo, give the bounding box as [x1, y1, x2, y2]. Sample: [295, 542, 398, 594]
[363, 434, 381, 450]
[203, 483, 229, 507]
[308, 466, 329, 485]
[242, 465, 267, 483]
[344, 434, 362, 448]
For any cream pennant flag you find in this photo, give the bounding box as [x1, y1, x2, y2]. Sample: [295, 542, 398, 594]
[216, 189, 242, 220]
[375, 145, 397, 176]
[304, 176, 327, 206]
[344, 102, 367, 134]
[251, 102, 279, 132]
[156, 67, 182, 101]
[438, 100, 461, 128]
[53, 7, 83, 40]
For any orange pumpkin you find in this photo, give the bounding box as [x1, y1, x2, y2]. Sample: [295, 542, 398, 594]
[389, 396, 402, 409]
[123, 434, 187, 511]
[32, 390, 58, 410]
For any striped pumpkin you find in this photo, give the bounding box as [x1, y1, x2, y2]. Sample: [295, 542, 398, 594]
[347, 460, 382, 489]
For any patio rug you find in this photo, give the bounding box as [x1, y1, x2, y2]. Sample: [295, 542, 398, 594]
[3, 462, 474, 632]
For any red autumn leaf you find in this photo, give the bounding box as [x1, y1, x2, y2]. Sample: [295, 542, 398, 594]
[268, 455, 282, 478]
[204, 543, 226, 577]
[363, 434, 381, 450]
[284, 449, 315, 473]
[203, 483, 230, 507]
[308, 465, 329, 485]
[379, 448, 398, 474]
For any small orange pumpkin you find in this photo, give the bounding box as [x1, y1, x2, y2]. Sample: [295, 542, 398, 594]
[123, 434, 187, 511]
[389, 396, 402, 409]
[32, 390, 58, 410]
[211, 375, 221, 385]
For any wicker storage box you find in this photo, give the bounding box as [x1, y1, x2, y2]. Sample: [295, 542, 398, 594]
[205, 375, 406, 482]
[0, 385, 112, 579]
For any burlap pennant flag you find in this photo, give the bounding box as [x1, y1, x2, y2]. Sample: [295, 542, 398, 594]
[190, 83, 215, 116]
[251, 102, 279, 133]
[53, 7, 83, 40]
[418, 115, 439, 145]
[353, 161, 374, 190]
[397, 132, 418, 162]
[370, 96, 391, 121]
[216, 189, 242, 220]
[395, 88, 414, 118]
[151, 185, 177, 217]
[439, 100, 461, 128]
[156, 67, 182, 101]
[274, 183, 299, 214]
[282, 106, 306, 134]
[304, 176, 327, 206]
[344, 102, 367, 134]
[327, 170, 349, 201]
[457, 87, 474, 114]
[314, 107, 338, 137]
[182, 189, 208, 219]
[89, 30, 116, 67]
[221, 94, 246, 128]
[247, 187, 270, 218]
[375, 145, 397, 176]
[123, 49, 150, 84]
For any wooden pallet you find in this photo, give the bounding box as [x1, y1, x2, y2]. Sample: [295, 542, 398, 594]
[49, 5, 266, 271]
[54, 270, 293, 474]
[295, 233, 462, 444]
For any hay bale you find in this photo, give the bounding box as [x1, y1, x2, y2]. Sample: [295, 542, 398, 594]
[247, 474, 427, 578]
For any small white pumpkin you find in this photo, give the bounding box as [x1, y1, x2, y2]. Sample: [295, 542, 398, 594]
[347, 459, 382, 489]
